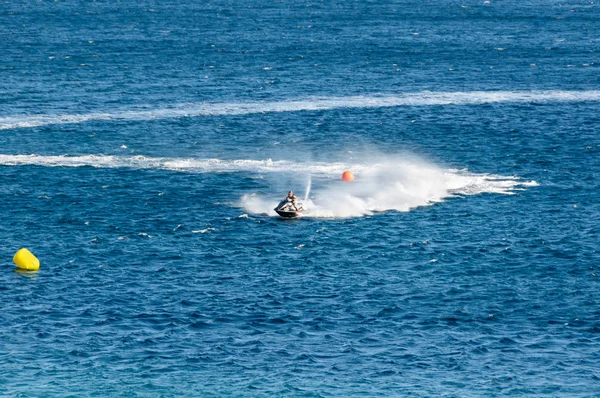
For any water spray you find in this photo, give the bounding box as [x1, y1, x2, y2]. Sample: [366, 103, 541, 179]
[304, 175, 312, 203]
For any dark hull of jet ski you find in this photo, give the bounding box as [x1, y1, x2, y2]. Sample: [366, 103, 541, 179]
[274, 199, 303, 218]
[275, 209, 302, 218]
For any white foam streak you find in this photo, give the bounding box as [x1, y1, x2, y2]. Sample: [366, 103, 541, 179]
[1, 90, 599, 130]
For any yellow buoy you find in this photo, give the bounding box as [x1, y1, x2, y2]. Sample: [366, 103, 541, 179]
[13, 248, 40, 271]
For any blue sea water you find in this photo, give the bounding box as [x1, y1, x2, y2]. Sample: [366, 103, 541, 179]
[1, 0, 600, 396]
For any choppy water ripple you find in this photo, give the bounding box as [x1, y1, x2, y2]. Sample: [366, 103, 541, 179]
[1, 0, 600, 396]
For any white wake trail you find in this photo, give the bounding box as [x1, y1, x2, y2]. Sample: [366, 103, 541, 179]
[0, 154, 364, 175]
[1, 90, 599, 130]
[0, 153, 537, 218]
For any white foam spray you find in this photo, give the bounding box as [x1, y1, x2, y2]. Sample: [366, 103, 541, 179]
[1, 90, 599, 130]
[240, 155, 537, 218]
[304, 176, 312, 203]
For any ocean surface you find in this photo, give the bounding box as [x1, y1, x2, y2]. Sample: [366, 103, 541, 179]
[1, 0, 600, 396]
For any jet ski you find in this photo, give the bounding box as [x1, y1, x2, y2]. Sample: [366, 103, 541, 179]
[274, 199, 304, 218]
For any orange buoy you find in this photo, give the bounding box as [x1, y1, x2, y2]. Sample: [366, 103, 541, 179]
[341, 170, 354, 182]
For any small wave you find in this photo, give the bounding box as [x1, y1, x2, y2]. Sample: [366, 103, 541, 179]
[192, 228, 215, 234]
[1, 90, 599, 130]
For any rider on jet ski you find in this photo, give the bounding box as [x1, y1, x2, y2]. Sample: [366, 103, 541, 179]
[283, 191, 299, 211]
